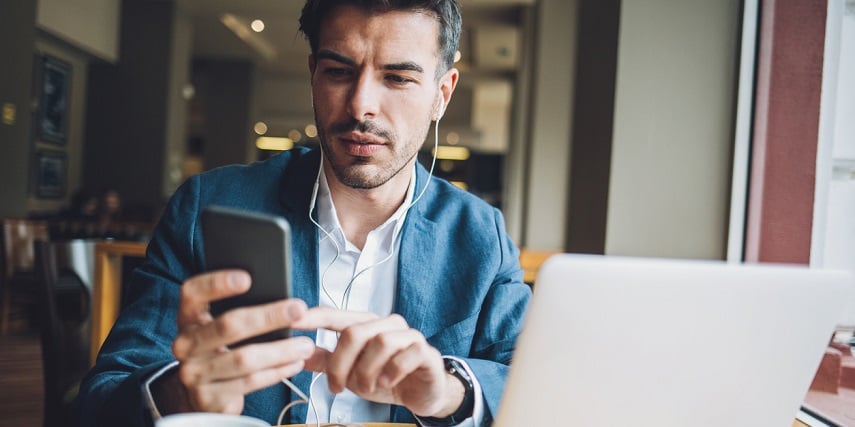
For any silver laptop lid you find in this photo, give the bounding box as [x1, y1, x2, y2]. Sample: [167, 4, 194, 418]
[496, 254, 853, 427]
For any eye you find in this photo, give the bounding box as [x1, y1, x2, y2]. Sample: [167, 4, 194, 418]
[386, 74, 414, 85]
[323, 67, 352, 79]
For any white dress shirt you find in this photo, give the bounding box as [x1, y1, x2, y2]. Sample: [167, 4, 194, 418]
[304, 167, 412, 423]
[305, 167, 483, 426]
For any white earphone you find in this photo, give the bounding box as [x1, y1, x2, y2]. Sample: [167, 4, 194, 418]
[286, 92, 444, 427]
[435, 97, 445, 121]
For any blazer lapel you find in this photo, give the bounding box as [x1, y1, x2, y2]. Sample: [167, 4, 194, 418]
[395, 164, 454, 341]
[274, 149, 320, 422]
[276, 148, 321, 313]
[396, 213, 441, 338]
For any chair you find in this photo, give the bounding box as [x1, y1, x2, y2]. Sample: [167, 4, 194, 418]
[1, 218, 49, 334]
[34, 240, 92, 427]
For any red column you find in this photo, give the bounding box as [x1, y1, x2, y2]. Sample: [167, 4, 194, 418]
[745, 0, 827, 264]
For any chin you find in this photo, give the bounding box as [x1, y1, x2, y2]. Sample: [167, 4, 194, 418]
[334, 166, 387, 190]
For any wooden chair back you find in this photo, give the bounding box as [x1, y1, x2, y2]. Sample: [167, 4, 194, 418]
[34, 240, 91, 427]
[1, 218, 50, 334]
[2, 218, 50, 280]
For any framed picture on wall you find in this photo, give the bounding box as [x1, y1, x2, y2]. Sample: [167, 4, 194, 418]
[34, 150, 66, 199]
[37, 55, 71, 145]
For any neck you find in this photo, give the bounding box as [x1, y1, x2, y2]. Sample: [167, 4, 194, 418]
[324, 160, 414, 249]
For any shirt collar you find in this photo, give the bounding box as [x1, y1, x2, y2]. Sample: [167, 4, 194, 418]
[316, 164, 417, 252]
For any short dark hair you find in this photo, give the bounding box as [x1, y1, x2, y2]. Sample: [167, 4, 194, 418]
[299, 0, 462, 75]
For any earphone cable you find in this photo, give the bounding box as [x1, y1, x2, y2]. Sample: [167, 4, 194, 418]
[278, 114, 442, 425]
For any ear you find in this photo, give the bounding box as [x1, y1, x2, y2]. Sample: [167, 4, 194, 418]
[436, 67, 459, 120]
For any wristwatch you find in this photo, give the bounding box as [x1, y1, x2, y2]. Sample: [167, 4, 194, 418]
[421, 357, 475, 426]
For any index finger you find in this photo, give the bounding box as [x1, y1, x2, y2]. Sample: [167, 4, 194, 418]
[177, 270, 250, 326]
[291, 306, 379, 332]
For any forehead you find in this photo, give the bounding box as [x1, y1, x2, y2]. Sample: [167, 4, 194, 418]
[317, 5, 441, 65]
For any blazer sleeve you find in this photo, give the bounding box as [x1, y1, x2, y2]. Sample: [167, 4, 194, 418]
[462, 208, 531, 425]
[76, 175, 203, 427]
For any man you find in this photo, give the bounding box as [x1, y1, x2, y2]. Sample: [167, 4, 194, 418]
[77, 1, 531, 426]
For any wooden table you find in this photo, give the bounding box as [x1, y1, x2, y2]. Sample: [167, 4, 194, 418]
[90, 240, 147, 365]
[519, 249, 558, 284]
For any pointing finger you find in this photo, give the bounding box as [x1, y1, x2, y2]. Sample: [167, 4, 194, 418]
[291, 306, 380, 331]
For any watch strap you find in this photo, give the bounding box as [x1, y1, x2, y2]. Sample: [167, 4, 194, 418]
[419, 357, 475, 426]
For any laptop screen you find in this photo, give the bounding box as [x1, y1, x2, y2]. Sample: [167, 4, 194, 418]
[496, 254, 853, 427]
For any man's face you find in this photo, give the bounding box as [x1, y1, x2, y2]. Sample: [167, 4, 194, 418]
[310, 5, 458, 190]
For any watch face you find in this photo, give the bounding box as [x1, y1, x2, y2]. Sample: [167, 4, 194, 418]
[445, 358, 473, 389]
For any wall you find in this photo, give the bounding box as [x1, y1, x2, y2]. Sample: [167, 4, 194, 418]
[0, 0, 37, 217]
[521, 0, 578, 250]
[162, 10, 193, 198]
[188, 60, 256, 170]
[83, 0, 191, 215]
[36, 0, 120, 62]
[605, 0, 741, 259]
[27, 37, 90, 214]
[504, 6, 536, 243]
[1, 0, 117, 217]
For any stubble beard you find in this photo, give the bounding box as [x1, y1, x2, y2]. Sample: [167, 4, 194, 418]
[316, 117, 429, 190]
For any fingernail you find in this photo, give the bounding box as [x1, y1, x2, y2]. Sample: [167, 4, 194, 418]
[228, 272, 249, 288]
[296, 338, 314, 355]
[288, 303, 304, 320]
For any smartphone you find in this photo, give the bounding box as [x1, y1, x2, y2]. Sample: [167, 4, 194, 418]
[201, 205, 293, 345]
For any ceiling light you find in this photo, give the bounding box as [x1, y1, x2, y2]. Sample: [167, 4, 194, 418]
[253, 121, 268, 135]
[454, 50, 462, 63]
[446, 131, 460, 145]
[305, 124, 318, 138]
[256, 137, 293, 151]
[181, 83, 195, 100]
[220, 14, 276, 60]
[435, 146, 470, 161]
[288, 129, 302, 142]
[251, 19, 265, 33]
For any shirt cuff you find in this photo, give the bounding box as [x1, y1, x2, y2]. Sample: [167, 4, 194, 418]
[415, 356, 484, 427]
[142, 360, 180, 420]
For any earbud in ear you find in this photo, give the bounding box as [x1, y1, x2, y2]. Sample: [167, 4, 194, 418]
[435, 98, 445, 121]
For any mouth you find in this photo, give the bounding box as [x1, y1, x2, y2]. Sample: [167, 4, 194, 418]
[339, 131, 386, 157]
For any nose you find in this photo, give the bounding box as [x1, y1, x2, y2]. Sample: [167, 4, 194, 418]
[346, 72, 380, 121]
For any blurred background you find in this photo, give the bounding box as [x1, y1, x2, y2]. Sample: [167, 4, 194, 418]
[1, 0, 761, 258]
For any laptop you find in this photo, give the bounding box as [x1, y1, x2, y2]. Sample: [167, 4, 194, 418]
[495, 254, 853, 427]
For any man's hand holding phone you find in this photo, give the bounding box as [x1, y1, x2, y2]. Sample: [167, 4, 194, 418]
[150, 207, 311, 414]
[166, 270, 314, 414]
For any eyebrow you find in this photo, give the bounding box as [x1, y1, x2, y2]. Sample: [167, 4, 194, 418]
[316, 49, 425, 74]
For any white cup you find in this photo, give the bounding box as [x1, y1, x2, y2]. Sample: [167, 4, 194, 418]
[155, 413, 270, 427]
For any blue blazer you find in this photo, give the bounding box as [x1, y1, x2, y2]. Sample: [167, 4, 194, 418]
[77, 148, 531, 426]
